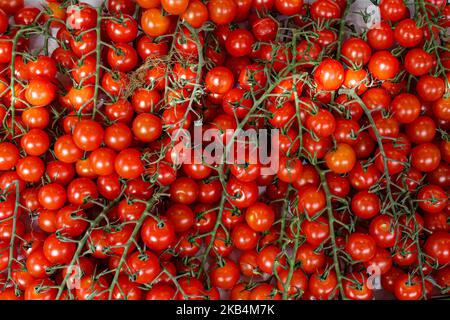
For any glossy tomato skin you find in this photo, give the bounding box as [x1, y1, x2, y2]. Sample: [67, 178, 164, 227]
[25, 279, 57, 300]
[141, 8, 171, 37]
[345, 233, 377, 262]
[343, 272, 373, 300]
[394, 19, 423, 48]
[128, 250, 161, 284]
[368, 51, 399, 80]
[208, 0, 237, 25]
[308, 270, 337, 299]
[210, 258, 240, 289]
[424, 232, 450, 265]
[141, 216, 176, 251]
[341, 38, 371, 66]
[411, 143, 441, 172]
[394, 274, 423, 300]
[313, 58, 344, 91]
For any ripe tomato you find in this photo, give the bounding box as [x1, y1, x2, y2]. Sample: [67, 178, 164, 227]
[391, 93, 421, 123]
[132, 113, 162, 142]
[341, 38, 371, 66]
[394, 19, 423, 47]
[127, 250, 161, 284]
[301, 216, 329, 246]
[313, 58, 344, 91]
[107, 43, 138, 72]
[308, 270, 337, 299]
[56, 205, 88, 237]
[43, 233, 76, 264]
[141, 8, 171, 37]
[351, 191, 380, 219]
[25, 279, 57, 300]
[325, 143, 356, 174]
[115, 148, 144, 180]
[76, 276, 109, 300]
[424, 232, 450, 265]
[310, 0, 341, 22]
[295, 244, 326, 274]
[141, 216, 176, 251]
[411, 143, 441, 172]
[205, 66, 234, 94]
[210, 258, 240, 289]
[0, 142, 20, 170]
[406, 116, 436, 144]
[25, 78, 56, 107]
[182, 0, 209, 28]
[245, 202, 275, 232]
[368, 51, 399, 80]
[394, 274, 423, 300]
[208, 0, 237, 25]
[345, 233, 376, 262]
[106, 14, 138, 43]
[404, 48, 433, 76]
[277, 156, 303, 183]
[231, 222, 258, 250]
[379, 0, 407, 22]
[297, 185, 326, 218]
[67, 177, 98, 207]
[343, 272, 373, 300]
[416, 75, 445, 102]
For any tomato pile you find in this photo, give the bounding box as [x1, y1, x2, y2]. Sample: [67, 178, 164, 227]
[0, 0, 449, 301]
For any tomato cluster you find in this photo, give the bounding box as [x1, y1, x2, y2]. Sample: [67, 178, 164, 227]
[0, 0, 449, 301]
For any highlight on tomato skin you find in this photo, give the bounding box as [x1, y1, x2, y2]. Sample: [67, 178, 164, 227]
[0, 0, 448, 301]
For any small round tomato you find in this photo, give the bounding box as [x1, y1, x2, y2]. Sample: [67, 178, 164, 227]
[208, 0, 237, 25]
[368, 51, 399, 80]
[115, 148, 144, 180]
[424, 232, 450, 265]
[205, 66, 234, 94]
[106, 14, 138, 43]
[391, 93, 421, 124]
[127, 250, 161, 284]
[416, 75, 445, 102]
[379, 0, 407, 22]
[225, 28, 254, 57]
[394, 274, 423, 300]
[308, 270, 337, 299]
[343, 272, 373, 300]
[182, 0, 209, 28]
[132, 113, 162, 143]
[141, 216, 175, 251]
[411, 143, 441, 172]
[325, 143, 356, 174]
[231, 222, 258, 250]
[0, 142, 20, 170]
[341, 37, 371, 66]
[345, 233, 376, 262]
[351, 191, 380, 219]
[369, 215, 398, 248]
[394, 19, 423, 47]
[245, 202, 275, 232]
[43, 233, 76, 264]
[56, 205, 88, 237]
[141, 8, 171, 37]
[297, 185, 326, 218]
[210, 258, 240, 289]
[313, 58, 344, 91]
[169, 177, 199, 205]
[404, 48, 433, 76]
[107, 43, 138, 73]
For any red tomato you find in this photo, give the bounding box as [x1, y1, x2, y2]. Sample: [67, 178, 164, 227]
[368, 51, 399, 80]
[313, 58, 344, 91]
